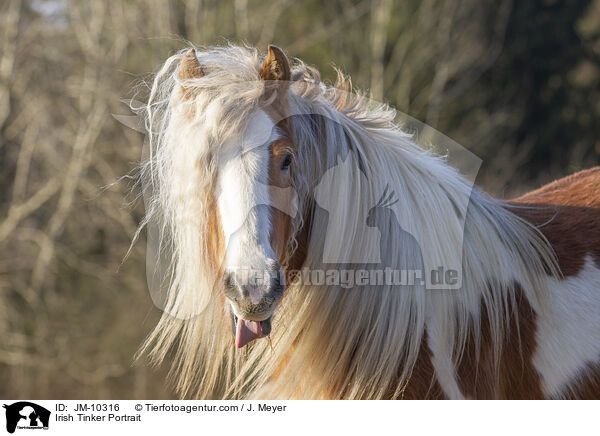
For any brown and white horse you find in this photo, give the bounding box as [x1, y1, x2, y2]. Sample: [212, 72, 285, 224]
[137, 44, 600, 399]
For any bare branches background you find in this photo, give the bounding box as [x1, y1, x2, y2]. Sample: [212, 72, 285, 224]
[0, 0, 598, 398]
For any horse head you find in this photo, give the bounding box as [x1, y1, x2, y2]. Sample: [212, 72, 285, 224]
[176, 46, 296, 348]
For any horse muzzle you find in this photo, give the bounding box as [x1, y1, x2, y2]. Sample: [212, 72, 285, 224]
[223, 261, 284, 348]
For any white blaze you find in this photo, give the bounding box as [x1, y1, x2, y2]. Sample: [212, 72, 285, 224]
[215, 110, 279, 271]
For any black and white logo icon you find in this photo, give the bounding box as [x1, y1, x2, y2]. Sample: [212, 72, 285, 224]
[3, 402, 50, 434]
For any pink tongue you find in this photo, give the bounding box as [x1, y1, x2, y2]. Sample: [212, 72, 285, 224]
[235, 318, 263, 348]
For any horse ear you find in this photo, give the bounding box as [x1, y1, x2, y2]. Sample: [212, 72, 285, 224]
[179, 49, 203, 99]
[261, 45, 290, 82]
[179, 49, 203, 80]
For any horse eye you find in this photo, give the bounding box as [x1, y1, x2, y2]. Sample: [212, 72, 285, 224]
[280, 153, 293, 171]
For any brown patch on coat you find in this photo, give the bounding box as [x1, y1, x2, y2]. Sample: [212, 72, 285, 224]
[510, 169, 600, 400]
[455, 284, 543, 399]
[559, 364, 600, 399]
[447, 167, 600, 399]
[509, 167, 600, 276]
[514, 167, 600, 207]
[399, 334, 446, 399]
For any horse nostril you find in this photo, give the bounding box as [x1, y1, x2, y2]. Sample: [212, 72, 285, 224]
[224, 272, 235, 289]
[267, 259, 280, 276]
[267, 262, 285, 297]
[224, 273, 234, 288]
[272, 273, 281, 288]
[223, 272, 240, 300]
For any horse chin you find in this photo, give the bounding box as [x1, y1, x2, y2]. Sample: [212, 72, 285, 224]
[229, 307, 272, 348]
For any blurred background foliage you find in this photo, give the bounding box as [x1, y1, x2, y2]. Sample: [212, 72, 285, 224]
[0, 0, 598, 398]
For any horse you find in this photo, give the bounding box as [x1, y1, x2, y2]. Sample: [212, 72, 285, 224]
[136, 44, 600, 399]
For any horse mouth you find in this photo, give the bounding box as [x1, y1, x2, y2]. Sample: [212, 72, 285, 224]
[230, 309, 272, 348]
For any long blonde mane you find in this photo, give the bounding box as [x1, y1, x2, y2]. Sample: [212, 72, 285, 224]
[136, 44, 558, 399]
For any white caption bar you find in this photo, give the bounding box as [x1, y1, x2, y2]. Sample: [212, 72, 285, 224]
[1, 400, 596, 435]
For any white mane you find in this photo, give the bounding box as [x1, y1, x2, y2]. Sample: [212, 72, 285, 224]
[136, 44, 558, 399]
